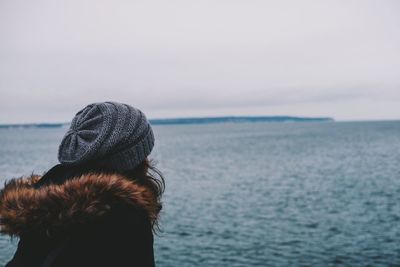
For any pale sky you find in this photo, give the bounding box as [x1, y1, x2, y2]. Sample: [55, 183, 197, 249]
[1, 0, 400, 123]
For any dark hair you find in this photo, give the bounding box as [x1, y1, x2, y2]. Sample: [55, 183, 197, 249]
[36, 159, 165, 232]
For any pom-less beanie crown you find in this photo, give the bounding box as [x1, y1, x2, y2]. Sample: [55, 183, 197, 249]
[58, 102, 154, 171]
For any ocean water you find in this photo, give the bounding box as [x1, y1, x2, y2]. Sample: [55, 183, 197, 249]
[0, 121, 399, 266]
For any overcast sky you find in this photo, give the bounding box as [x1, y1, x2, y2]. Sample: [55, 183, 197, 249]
[1, 0, 399, 123]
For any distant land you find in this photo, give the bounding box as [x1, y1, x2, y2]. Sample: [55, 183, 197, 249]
[149, 116, 334, 125]
[0, 116, 334, 129]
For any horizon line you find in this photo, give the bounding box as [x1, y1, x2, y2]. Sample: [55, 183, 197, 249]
[0, 115, 336, 126]
[0, 115, 399, 126]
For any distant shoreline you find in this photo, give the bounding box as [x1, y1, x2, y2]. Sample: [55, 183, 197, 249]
[149, 116, 334, 125]
[0, 116, 334, 129]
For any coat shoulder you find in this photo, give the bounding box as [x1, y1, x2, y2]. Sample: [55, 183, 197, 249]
[6, 205, 155, 267]
[3, 172, 158, 267]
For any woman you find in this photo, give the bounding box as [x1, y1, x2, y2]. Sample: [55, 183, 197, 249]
[0, 102, 164, 267]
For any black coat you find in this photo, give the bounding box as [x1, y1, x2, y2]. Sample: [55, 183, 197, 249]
[0, 173, 158, 267]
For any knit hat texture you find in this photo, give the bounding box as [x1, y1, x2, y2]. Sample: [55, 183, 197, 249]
[58, 102, 154, 171]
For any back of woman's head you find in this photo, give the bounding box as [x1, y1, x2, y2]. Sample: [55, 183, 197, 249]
[37, 101, 165, 231]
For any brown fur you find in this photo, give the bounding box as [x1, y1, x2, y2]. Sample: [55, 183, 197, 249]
[0, 173, 159, 237]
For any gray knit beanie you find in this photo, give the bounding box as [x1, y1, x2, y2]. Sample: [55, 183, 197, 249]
[58, 101, 154, 171]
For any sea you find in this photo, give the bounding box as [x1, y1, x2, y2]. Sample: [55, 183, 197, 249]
[0, 121, 399, 266]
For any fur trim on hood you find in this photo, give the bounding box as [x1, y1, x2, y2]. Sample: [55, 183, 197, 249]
[0, 173, 158, 237]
